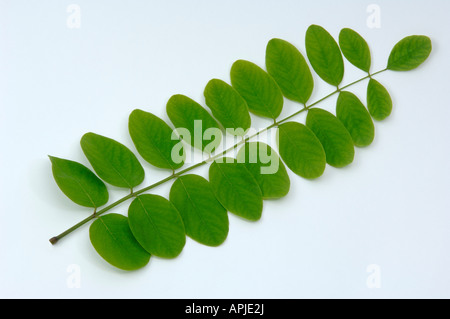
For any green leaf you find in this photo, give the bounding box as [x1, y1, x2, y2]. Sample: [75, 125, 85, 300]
[166, 94, 222, 153]
[128, 194, 186, 258]
[169, 174, 228, 247]
[305, 24, 344, 87]
[336, 91, 375, 147]
[230, 59, 283, 119]
[387, 35, 432, 71]
[49, 156, 108, 208]
[339, 28, 371, 73]
[209, 158, 263, 221]
[236, 142, 290, 199]
[265, 38, 314, 104]
[128, 109, 185, 170]
[80, 132, 145, 189]
[204, 78, 251, 136]
[89, 213, 151, 271]
[367, 79, 393, 121]
[306, 108, 355, 168]
[277, 122, 326, 179]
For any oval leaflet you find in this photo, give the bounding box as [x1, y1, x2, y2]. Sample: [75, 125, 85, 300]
[306, 108, 355, 168]
[237, 141, 290, 199]
[277, 122, 326, 179]
[230, 59, 284, 120]
[265, 38, 314, 104]
[170, 174, 229, 247]
[336, 91, 375, 147]
[128, 194, 186, 258]
[209, 158, 263, 221]
[338, 28, 371, 73]
[204, 78, 251, 136]
[89, 213, 151, 271]
[129, 109, 185, 171]
[166, 94, 222, 153]
[367, 79, 393, 121]
[305, 25, 344, 87]
[80, 132, 145, 189]
[49, 156, 109, 208]
[387, 35, 432, 71]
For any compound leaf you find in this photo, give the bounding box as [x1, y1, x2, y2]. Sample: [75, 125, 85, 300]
[230, 59, 283, 120]
[89, 213, 151, 271]
[49, 156, 108, 208]
[170, 174, 228, 247]
[339, 28, 371, 73]
[336, 91, 375, 147]
[128, 109, 185, 170]
[277, 121, 326, 179]
[80, 132, 145, 189]
[209, 158, 263, 221]
[236, 142, 290, 199]
[387, 35, 432, 71]
[367, 79, 393, 121]
[306, 108, 355, 168]
[204, 78, 251, 136]
[265, 38, 314, 104]
[305, 24, 344, 87]
[128, 194, 186, 258]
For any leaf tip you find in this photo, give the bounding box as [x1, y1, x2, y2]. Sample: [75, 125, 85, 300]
[48, 155, 57, 163]
[129, 108, 145, 118]
[81, 131, 95, 138]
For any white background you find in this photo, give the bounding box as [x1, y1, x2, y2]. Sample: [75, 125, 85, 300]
[1, 0, 449, 298]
